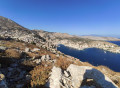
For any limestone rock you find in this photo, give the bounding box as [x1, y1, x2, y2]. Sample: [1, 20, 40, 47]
[48, 64, 118, 88]
[32, 48, 40, 52]
[67, 64, 118, 88]
[33, 59, 41, 64]
[41, 55, 51, 61]
[41, 55, 46, 61]
[25, 48, 30, 52]
[0, 46, 7, 52]
[49, 66, 62, 88]
[64, 71, 69, 77]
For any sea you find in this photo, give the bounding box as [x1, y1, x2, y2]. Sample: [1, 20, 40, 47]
[57, 41, 120, 72]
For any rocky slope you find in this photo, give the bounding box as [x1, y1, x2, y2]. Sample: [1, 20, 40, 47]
[0, 38, 120, 88]
[0, 16, 120, 88]
[33, 30, 120, 53]
[0, 16, 56, 52]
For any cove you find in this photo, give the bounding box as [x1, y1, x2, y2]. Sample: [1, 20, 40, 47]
[57, 44, 120, 72]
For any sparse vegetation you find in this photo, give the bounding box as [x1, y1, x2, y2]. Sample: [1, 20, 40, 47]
[55, 56, 74, 70]
[0, 35, 120, 88]
[5, 49, 21, 59]
[30, 62, 53, 87]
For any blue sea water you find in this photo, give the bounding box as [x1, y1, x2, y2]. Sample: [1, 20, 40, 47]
[108, 41, 120, 46]
[57, 42, 120, 72]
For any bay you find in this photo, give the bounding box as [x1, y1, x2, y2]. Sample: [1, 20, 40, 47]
[57, 43, 120, 72]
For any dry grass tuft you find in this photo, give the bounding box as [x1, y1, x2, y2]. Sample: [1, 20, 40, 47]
[55, 56, 74, 70]
[5, 49, 21, 59]
[30, 62, 53, 87]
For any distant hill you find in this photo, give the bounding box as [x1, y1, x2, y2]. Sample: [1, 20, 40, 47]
[34, 29, 120, 41]
[79, 36, 120, 41]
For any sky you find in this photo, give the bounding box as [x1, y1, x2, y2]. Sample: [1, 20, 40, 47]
[0, 0, 120, 37]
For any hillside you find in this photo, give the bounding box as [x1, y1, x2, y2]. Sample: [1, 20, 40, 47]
[0, 37, 120, 88]
[0, 16, 120, 88]
[0, 16, 56, 52]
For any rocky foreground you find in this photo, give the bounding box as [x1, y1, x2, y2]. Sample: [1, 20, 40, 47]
[0, 38, 120, 88]
[49, 64, 117, 88]
[0, 16, 120, 88]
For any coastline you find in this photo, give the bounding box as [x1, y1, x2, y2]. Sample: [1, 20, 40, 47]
[56, 41, 120, 54]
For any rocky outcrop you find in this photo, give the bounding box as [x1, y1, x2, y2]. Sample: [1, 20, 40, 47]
[48, 64, 118, 88]
[33, 54, 55, 64]
[67, 64, 118, 88]
[49, 66, 62, 88]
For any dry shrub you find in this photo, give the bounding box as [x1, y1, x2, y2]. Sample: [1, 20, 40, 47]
[30, 62, 52, 87]
[0, 40, 26, 50]
[49, 53, 57, 60]
[26, 43, 38, 49]
[0, 51, 12, 66]
[55, 56, 73, 70]
[5, 49, 21, 59]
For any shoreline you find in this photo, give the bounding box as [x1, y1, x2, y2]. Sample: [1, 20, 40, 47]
[57, 42, 120, 54]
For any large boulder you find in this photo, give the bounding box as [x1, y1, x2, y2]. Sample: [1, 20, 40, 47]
[67, 64, 118, 88]
[49, 66, 62, 88]
[48, 64, 118, 88]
